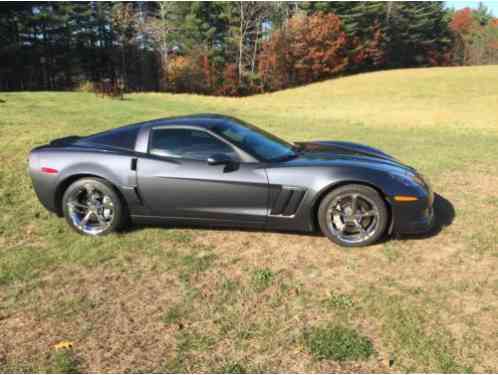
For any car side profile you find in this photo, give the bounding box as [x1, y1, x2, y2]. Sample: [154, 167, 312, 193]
[28, 114, 434, 247]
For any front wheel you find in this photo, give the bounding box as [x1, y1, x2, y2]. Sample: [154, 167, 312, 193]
[317, 184, 389, 247]
[62, 177, 127, 236]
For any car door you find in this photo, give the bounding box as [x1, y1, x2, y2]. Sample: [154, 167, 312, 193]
[136, 126, 269, 227]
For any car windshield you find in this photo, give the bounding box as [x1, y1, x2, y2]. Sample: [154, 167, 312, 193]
[211, 119, 298, 162]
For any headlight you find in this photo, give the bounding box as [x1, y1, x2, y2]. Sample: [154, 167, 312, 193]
[412, 173, 426, 187]
[390, 172, 426, 188]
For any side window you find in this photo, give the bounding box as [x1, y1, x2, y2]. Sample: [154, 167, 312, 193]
[84, 126, 139, 150]
[149, 128, 239, 161]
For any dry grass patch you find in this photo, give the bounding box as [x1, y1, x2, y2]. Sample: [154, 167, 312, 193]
[2, 67, 498, 371]
[2, 162, 497, 371]
[0, 264, 183, 372]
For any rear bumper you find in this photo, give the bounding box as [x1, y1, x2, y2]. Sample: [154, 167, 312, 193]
[390, 191, 435, 235]
[28, 151, 59, 215]
[30, 170, 59, 214]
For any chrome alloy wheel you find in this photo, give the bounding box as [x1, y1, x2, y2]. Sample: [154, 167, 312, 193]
[66, 183, 115, 235]
[325, 193, 380, 245]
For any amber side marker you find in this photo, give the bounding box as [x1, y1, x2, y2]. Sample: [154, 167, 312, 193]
[393, 195, 418, 202]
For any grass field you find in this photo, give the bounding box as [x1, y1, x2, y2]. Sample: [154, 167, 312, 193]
[1, 65, 498, 372]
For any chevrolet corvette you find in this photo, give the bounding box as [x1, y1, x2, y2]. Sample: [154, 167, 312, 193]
[28, 114, 434, 247]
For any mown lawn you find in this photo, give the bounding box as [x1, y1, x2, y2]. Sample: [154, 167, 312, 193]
[1, 66, 498, 372]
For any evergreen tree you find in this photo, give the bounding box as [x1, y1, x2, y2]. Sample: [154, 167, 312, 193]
[0, 1, 482, 95]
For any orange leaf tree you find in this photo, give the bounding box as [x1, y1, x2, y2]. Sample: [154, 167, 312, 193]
[259, 12, 348, 92]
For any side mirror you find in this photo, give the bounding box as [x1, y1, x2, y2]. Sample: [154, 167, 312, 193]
[207, 153, 235, 166]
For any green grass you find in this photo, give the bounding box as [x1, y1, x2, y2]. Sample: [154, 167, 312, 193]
[1, 65, 498, 372]
[251, 268, 275, 291]
[161, 304, 184, 326]
[49, 350, 80, 374]
[218, 362, 247, 373]
[0, 350, 80, 374]
[325, 293, 354, 310]
[305, 325, 374, 362]
[179, 250, 217, 283]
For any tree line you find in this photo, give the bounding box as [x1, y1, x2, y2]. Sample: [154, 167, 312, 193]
[1, 2, 497, 95]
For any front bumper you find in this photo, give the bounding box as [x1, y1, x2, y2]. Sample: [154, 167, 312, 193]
[390, 190, 435, 235]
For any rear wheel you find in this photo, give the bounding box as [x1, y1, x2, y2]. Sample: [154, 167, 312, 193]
[62, 177, 126, 236]
[318, 184, 388, 247]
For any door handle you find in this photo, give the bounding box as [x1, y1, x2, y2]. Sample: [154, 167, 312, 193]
[130, 157, 137, 171]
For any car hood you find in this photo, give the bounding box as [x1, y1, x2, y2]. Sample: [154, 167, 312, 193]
[290, 141, 415, 173]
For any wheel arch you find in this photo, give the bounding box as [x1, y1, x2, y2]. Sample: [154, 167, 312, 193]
[54, 173, 128, 217]
[310, 180, 393, 232]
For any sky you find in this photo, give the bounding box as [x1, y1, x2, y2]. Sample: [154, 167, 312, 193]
[445, 1, 498, 15]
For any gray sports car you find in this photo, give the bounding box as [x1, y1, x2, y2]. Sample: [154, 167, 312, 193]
[28, 114, 434, 247]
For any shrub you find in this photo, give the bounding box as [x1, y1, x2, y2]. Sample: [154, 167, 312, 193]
[167, 54, 211, 94]
[218, 63, 239, 96]
[305, 325, 374, 362]
[75, 80, 94, 93]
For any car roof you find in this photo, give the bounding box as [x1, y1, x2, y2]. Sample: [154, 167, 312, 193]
[131, 113, 239, 130]
[78, 114, 242, 151]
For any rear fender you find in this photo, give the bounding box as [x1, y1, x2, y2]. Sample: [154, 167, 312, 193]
[29, 149, 141, 216]
[56, 162, 125, 191]
[54, 160, 143, 216]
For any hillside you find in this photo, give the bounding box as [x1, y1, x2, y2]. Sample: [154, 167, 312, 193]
[2, 65, 497, 172]
[1, 66, 498, 372]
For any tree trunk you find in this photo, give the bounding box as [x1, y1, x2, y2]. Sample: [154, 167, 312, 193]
[251, 21, 260, 74]
[238, 2, 244, 84]
[121, 45, 127, 89]
[160, 48, 168, 91]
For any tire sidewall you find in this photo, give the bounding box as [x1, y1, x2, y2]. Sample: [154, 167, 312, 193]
[318, 184, 389, 247]
[62, 178, 124, 236]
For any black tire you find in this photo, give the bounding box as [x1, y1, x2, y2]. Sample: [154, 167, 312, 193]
[317, 184, 389, 247]
[62, 177, 127, 236]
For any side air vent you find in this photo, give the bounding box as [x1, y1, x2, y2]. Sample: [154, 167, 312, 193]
[270, 186, 306, 216]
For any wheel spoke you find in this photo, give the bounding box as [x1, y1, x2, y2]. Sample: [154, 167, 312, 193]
[360, 210, 378, 218]
[79, 211, 92, 227]
[354, 220, 367, 237]
[68, 201, 89, 210]
[95, 214, 107, 226]
[351, 194, 358, 214]
[331, 207, 343, 216]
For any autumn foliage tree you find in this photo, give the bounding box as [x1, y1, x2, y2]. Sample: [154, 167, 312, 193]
[289, 13, 348, 84]
[167, 51, 213, 94]
[218, 63, 240, 96]
[350, 21, 385, 70]
[0, 2, 495, 96]
[259, 12, 348, 92]
[450, 7, 498, 65]
[450, 7, 475, 34]
[258, 28, 291, 91]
